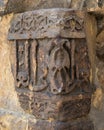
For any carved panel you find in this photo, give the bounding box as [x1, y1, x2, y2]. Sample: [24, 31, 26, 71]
[30, 93, 91, 121]
[9, 9, 93, 129]
[10, 37, 91, 121]
[8, 9, 85, 40]
[12, 38, 91, 94]
[47, 38, 91, 95]
[9, 14, 84, 34]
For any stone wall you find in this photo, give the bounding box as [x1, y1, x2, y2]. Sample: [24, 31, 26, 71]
[0, 0, 104, 130]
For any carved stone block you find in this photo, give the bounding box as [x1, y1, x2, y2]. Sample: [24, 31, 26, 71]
[8, 8, 93, 129]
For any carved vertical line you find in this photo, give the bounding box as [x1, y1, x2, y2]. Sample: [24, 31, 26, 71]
[76, 62, 79, 80]
[24, 40, 29, 74]
[71, 39, 75, 81]
[30, 40, 37, 85]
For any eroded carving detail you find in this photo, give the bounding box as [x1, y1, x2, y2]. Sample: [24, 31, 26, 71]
[48, 38, 91, 95]
[48, 38, 73, 94]
[30, 40, 47, 92]
[14, 39, 48, 91]
[8, 9, 85, 40]
[30, 94, 58, 120]
[9, 15, 23, 33]
[75, 39, 91, 93]
[9, 13, 58, 34]
[16, 40, 30, 88]
[59, 97, 91, 121]
[12, 38, 91, 119]
[61, 15, 84, 32]
[30, 93, 91, 121]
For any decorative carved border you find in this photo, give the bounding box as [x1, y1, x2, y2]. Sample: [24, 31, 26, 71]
[8, 9, 85, 40]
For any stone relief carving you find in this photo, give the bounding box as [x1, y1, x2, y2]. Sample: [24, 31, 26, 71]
[14, 39, 48, 91]
[8, 9, 93, 129]
[13, 38, 90, 94]
[8, 9, 85, 40]
[60, 15, 84, 32]
[29, 40, 48, 92]
[10, 14, 84, 34]
[16, 40, 30, 88]
[48, 38, 73, 94]
[11, 37, 91, 120]
[9, 12, 58, 34]
[30, 93, 91, 121]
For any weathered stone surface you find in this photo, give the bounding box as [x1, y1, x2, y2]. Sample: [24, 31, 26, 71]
[29, 117, 94, 130]
[0, 1, 104, 130]
[8, 8, 92, 121]
[6, 8, 93, 129]
[1, 0, 104, 16]
[90, 88, 104, 130]
[0, 109, 29, 130]
[0, 14, 23, 112]
[4, 0, 93, 14]
[96, 42, 104, 62]
[0, 108, 94, 130]
[1, 0, 72, 15]
[86, 0, 104, 15]
[96, 15, 104, 43]
[89, 14, 104, 130]
[85, 13, 97, 84]
[8, 9, 86, 40]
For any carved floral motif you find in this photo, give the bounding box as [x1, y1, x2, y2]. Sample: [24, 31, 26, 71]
[60, 15, 84, 32]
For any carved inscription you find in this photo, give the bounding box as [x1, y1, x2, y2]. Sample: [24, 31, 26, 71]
[13, 38, 90, 93]
[14, 40, 48, 91]
[9, 13, 57, 34]
[48, 38, 91, 95]
[11, 38, 91, 122]
[48, 38, 73, 94]
[9, 9, 93, 129]
[8, 9, 85, 40]
[10, 14, 84, 34]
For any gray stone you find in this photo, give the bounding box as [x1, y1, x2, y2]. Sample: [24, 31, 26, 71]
[0, 0, 8, 15]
